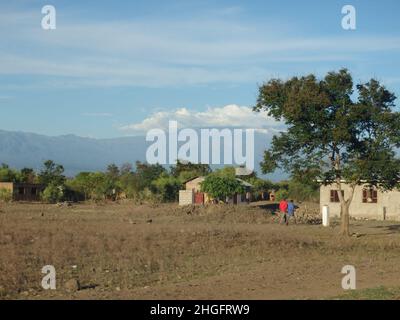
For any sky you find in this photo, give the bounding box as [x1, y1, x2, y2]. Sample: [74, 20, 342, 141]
[1, 0, 399, 138]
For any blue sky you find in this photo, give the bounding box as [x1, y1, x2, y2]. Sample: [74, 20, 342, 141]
[1, 0, 399, 138]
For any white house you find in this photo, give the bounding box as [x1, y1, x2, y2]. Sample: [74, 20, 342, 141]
[320, 183, 400, 221]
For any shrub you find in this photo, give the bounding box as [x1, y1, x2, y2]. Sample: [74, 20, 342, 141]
[201, 175, 244, 201]
[152, 174, 181, 202]
[275, 189, 289, 202]
[41, 183, 64, 203]
[0, 188, 12, 202]
[134, 188, 162, 204]
[288, 180, 319, 202]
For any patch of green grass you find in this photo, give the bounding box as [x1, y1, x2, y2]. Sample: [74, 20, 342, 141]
[334, 286, 400, 300]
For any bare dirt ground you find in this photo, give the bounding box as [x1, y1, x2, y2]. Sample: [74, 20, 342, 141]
[1, 200, 400, 300]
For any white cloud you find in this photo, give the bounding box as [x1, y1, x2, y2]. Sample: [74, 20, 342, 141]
[120, 104, 285, 134]
[0, 6, 399, 88]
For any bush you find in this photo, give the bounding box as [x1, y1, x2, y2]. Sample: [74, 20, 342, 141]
[41, 184, 64, 203]
[0, 188, 12, 202]
[134, 188, 162, 204]
[275, 189, 289, 202]
[201, 175, 244, 201]
[152, 174, 181, 202]
[288, 180, 319, 202]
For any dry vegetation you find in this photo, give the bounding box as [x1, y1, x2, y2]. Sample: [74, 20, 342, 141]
[1, 201, 400, 300]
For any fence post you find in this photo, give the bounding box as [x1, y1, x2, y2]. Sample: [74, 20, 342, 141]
[322, 205, 330, 227]
[382, 206, 386, 221]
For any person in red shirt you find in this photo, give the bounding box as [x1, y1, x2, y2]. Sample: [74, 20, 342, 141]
[279, 199, 288, 225]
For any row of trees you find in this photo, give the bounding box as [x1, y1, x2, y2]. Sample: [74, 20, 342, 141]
[0, 160, 317, 204]
[0, 160, 66, 203]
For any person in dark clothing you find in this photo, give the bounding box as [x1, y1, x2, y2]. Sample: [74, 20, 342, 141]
[286, 199, 296, 225]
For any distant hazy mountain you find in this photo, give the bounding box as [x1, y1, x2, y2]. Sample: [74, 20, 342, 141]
[0, 129, 286, 180]
[0, 130, 148, 176]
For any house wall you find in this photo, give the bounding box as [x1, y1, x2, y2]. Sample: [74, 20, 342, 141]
[179, 190, 194, 206]
[185, 177, 205, 192]
[0, 182, 43, 201]
[320, 183, 400, 221]
[14, 183, 43, 201]
[0, 182, 14, 192]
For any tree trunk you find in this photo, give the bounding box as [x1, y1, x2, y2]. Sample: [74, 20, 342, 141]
[338, 185, 356, 237]
[332, 151, 356, 236]
[340, 202, 350, 236]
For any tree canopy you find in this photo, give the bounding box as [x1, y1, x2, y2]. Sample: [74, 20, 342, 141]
[38, 160, 65, 187]
[171, 160, 211, 182]
[201, 175, 244, 201]
[254, 69, 400, 235]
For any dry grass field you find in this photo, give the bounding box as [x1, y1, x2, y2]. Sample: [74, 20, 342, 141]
[1, 200, 400, 300]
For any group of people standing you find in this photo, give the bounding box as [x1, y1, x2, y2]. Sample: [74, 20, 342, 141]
[278, 199, 296, 225]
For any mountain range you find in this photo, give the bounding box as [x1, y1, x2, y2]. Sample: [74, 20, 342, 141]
[0, 129, 285, 180]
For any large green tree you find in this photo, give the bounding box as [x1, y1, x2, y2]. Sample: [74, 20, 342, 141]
[20, 168, 36, 183]
[0, 163, 18, 182]
[38, 160, 66, 187]
[152, 173, 182, 202]
[201, 175, 244, 202]
[254, 69, 400, 236]
[134, 161, 166, 190]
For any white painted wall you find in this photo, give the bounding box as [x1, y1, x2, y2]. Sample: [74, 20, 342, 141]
[320, 183, 400, 221]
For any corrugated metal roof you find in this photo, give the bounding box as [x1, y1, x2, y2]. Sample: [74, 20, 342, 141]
[236, 178, 253, 187]
[235, 167, 253, 176]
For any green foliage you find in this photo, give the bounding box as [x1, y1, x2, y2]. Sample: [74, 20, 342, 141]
[66, 172, 93, 200]
[66, 162, 165, 202]
[137, 187, 160, 203]
[20, 168, 37, 183]
[275, 181, 289, 191]
[275, 189, 289, 202]
[1, 160, 292, 205]
[135, 161, 166, 190]
[0, 164, 19, 183]
[245, 177, 274, 200]
[254, 69, 400, 189]
[0, 161, 172, 203]
[41, 183, 64, 203]
[0, 164, 38, 184]
[66, 172, 106, 201]
[87, 172, 108, 200]
[106, 163, 120, 179]
[171, 160, 211, 182]
[201, 175, 244, 201]
[335, 286, 400, 300]
[0, 188, 12, 202]
[38, 160, 65, 187]
[211, 166, 236, 178]
[152, 173, 182, 202]
[102, 163, 122, 200]
[287, 179, 319, 202]
[118, 171, 141, 199]
[247, 177, 274, 192]
[102, 176, 121, 201]
[255, 69, 400, 233]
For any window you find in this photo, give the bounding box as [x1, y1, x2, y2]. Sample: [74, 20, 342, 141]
[330, 190, 344, 202]
[362, 188, 378, 203]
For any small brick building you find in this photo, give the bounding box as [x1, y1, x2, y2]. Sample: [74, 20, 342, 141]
[0, 182, 44, 201]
